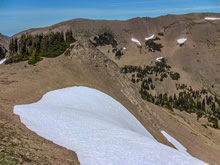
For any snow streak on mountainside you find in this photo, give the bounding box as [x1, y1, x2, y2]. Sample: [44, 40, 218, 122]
[131, 38, 141, 46]
[0, 58, 6, 64]
[205, 17, 220, 20]
[145, 34, 155, 41]
[161, 131, 189, 156]
[177, 38, 187, 44]
[14, 87, 207, 165]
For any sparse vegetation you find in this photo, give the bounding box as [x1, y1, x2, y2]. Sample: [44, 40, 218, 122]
[120, 58, 174, 82]
[0, 45, 7, 60]
[170, 72, 180, 80]
[0, 152, 18, 165]
[145, 37, 163, 52]
[0, 121, 37, 164]
[91, 32, 117, 48]
[28, 49, 43, 65]
[120, 59, 220, 129]
[115, 50, 123, 59]
[202, 124, 208, 128]
[158, 32, 164, 36]
[90, 32, 125, 59]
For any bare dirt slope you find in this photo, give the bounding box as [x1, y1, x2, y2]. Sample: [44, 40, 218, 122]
[13, 13, 220, 95]
[0, 40, 220, 164]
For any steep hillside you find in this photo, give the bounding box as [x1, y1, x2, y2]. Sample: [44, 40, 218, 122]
[10, 13, 220, 94]
[1, 13, 220, 164]
[8, 12, 220, 129]
[0, 33, 9, 48]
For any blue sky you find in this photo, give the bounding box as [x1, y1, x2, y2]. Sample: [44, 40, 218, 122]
[0, 0, 219, 36]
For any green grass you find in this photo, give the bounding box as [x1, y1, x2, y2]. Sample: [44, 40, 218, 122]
[0, 153, 18, 165]
[202, 124, 208, 129]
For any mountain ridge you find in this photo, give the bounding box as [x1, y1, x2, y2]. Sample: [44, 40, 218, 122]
[1, 13, 220, 164]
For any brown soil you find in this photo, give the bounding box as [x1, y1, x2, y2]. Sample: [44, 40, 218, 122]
[0, 40, 220, 164]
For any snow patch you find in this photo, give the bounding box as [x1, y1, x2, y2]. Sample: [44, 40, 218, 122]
[177, 38, 187, 44]
[161, 131, 189, 155]
[0, 58, 6, 64]
[14, 87, 208, 165]
[145, 34, 154, 41]
[205, 17, 220, 20]
[131, 38, 141, 46]
[156, 57, 164, 62]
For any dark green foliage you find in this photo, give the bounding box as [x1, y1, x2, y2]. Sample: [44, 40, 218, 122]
[120, 58, 176, 82]
[145, 38, 163, 52]
[120, 59, 220, 129]
[154, 37, 161, 41]
[0, 45, 7, 60]
[112, 48, 117, 53]
[131, 77, 135, 83]
[208, 117, 219, 129]
[141, 80, 150, 90]
[150, 84, 155, 90]
[196, 101, 202, 110]
[211, 103, 216, 112]
[28, 49, 43, 65]
[115, 50, 123, 59]
[201, 88, 208, 94]
[139, 88, 154, 103]
[206, 96, 213, 105]
[6, 31, 76, 64]
[158, 32, 164, 36]
[9, 38, 18, 54]
[92, 32, 117, 48]
[5, 53, 29, 63]
[65, 31, 75, 43]
[170, 72, 180, 80]
[38, 31, 75, 57]
[202, 124, 208, 128]
[0, 48, 4, 60]
[176, 83, 187, 90]
[216, 98, 220, 106]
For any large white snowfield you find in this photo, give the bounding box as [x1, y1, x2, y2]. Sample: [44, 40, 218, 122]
[14, 86, 207, 165]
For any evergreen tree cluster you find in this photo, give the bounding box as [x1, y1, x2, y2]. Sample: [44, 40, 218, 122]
[120, 59, 220, 129]
[115, 49, 124, 59]
[170, 72, 180, 80]
[0, 44, 7, 60]
[141, 84, 220, 128]
[158, 32, 164, 36]
[145, 37, 163, 52]
[6, 31, 76, 64]
[92, 32, 117, 48]
[120, 58, 180, 82]
[91, 32, 125, 59]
